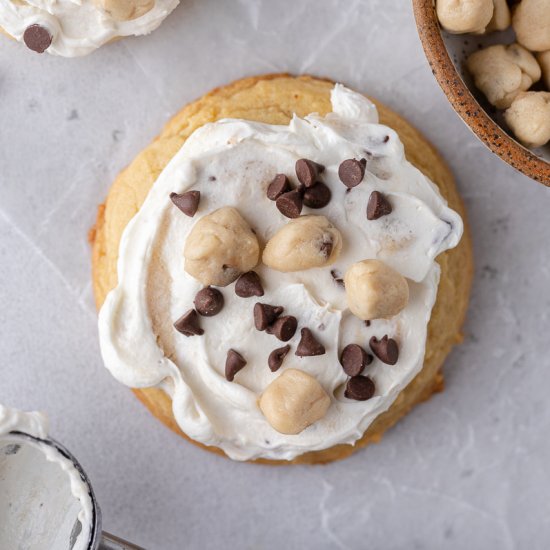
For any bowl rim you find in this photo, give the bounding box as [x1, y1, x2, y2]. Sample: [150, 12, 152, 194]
[412, 0, 550, 186]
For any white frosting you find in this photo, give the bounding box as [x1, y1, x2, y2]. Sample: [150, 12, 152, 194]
[0, 405, 94, 548]
[0, 0, 179, 56]
[98, 85, 463, 461]
[0, 403, 49, 438]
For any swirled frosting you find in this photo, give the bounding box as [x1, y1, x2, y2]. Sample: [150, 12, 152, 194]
[98, 85, 463, 461]
[0, 404, 49, 438]
[0, 0, 178, 56]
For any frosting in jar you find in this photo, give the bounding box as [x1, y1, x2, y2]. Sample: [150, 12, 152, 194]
[0, 404, 94, 549]
[0, 0, 179, 56]
[0, 403, 49, 438]
[98, 84, 463, 461]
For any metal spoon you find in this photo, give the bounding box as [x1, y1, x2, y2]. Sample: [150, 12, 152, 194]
[0, 431, 144, 550]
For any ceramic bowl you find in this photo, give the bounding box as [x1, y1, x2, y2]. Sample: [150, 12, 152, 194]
[412, 0, 550, 185]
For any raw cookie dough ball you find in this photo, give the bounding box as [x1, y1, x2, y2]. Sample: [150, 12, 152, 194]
[344, 260, 409, 321]
[466, 43, 541, 108]
[513, 0, 550, 52]
[436, 0, 494, 33]
[537, 51, 550, 89]
[262, 215, 342, 272]
[94, 0, 155, 20]
[259, 369, 331, 435]
[486, 0, 512, 31]
[184, 206, 260, 287]
[504, 91, 550, 147]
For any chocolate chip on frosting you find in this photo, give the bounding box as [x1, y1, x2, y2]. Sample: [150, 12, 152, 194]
[23, 24, 52, 53]
[330, 269, 345, 287]
[235, 271, 264, 298]
[267, 174, 291, 201]
[266, 315, 298, 342]
[268, 345, 291, 372]
[320, 239, 333, 260]
[194, 287, 224, 316]
[296, 328, 326, 357]
[254, 303, 284, 331]
[295, 159, 325, 188]
[338, 158, 366, 188]
[367, 191, 392, 220]
[173, 309, 204, 336]
[170, 190, 200, 217]
[340, 344, 372, 377]
[344, 375, 375, 401]
[225, 349, 247, 382]
[303, 181, 331, 209]
[370, 335, 399, 365]
[276, 190, 303, 218]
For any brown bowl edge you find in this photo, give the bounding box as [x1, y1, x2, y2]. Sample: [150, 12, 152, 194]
[412, 0, 550, 186]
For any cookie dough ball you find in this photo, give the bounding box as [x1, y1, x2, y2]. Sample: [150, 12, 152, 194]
[263, 215, 342, 272]
[184, 207, 260, 287]
[259, 369, 331, 435]
[513, 0, 550, 52]
[94, 0, 155, 20]
[504, 91, 550, 147]
[537, 51, 550, 89]
[486, 0, 511, 32]
[344, 260, 409, 321]
[436, 0, 494, 33]
[467, 44, 541, 108]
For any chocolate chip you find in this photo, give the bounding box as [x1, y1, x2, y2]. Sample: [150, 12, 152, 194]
[23, 24, 52, 53]
[235, 271, 264, 298]
[296, 328, 326, 357]
[320, 239, 333, 259]
[194, 287, 224, 316]
[254, 303, 284, 331]
[330, 269, 344, 287]
[338, 158, 366, 188]
[268, 345, 291, 372]
[267, 174, 291, 200]
[276, 190, 303, 218]
[303, 181, 331, 208]
[370, 335, 399, 365]
[173, 309, 204, 336]
[170, 191, 200, 217]
[225, 349, 247, 381]
[344, 376, 375, 401]
[295, 159, 325, 188]
[364, 320, 371, 327]
[266, 315, 297, 341]
[340, 344, 372, 377]
[367, 191, 392, 220]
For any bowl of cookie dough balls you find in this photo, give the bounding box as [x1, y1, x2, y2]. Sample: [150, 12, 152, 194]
[413, 0, 550, 185]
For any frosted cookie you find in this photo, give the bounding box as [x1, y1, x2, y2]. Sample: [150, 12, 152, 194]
[92, 75, 473, 464]
[0, 0, 178, 56]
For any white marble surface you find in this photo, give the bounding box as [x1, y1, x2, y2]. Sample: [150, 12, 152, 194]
[1, 0, 550, 548]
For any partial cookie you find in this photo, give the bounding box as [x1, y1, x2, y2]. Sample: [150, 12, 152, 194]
[0, 0, 179, 56]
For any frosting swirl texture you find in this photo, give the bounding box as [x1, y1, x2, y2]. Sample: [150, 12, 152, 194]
[99, 85, 463, 461]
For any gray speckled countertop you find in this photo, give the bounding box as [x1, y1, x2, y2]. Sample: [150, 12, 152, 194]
[2, 1, 550, 548]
